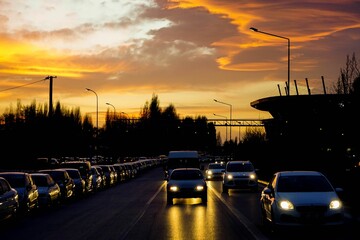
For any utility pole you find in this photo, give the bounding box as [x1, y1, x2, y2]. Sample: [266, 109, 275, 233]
[44, 76, 57, 116]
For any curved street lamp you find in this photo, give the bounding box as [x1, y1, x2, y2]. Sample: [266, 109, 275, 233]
[213, 113, 228, 142]
[106, 102, 116, 116]
[86, 88, 98, 134]
[250, 27, 290, 95]
[214, 99, 232, 141]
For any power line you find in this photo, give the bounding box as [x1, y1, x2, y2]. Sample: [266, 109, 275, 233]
[0, 77, 47, 92]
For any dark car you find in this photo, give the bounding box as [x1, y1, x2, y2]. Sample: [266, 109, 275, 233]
[90, 166, 103, 191]
[60, 161, 93, 194]
[97, 165, 115, 188]
[0, 172, 39, 213]
[0, 177, 19, 222]
[166, 168, 207, 205]
[38, 169, 74, 201]
[60, 168, 86, 198]
[30, 173, 61, 208]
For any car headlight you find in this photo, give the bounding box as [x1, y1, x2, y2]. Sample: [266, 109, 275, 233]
[226, 174, 233, 180]
[329, 200, 342, 209]
[169, 186, 178, 192]
[196, 185, 205, 191]
[279, 200, 294, 210]
[207, 170, 213, 175]
[249, 173, 257, 180]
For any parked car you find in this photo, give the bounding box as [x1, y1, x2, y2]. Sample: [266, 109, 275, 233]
[112, 164, 126, 183]
[0, 177, 19, 222]
[0, 172, 39, 213]
[60, 161, 93, 194]
[38, 169, 74, 201]
[260, 170, 345, 232]
[60, 168, 86, 198]
[166, 168, 207, 205]
[94, 166, 107, 189]
[90, 166, 103, 191]
[222, 160, 258, 193]
[97, 165, 115, 188]
[30, 173, 61, 208]
[205, 162, 225, 180]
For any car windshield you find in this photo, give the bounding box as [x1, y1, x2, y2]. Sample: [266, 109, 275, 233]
[227, 163, 254, 172]
[277, 175, 334, 192]
[209, 164, 225, 169]
[32, 176, 49, 186]
[0, 175, 24, 188]
[170, 170, 203, 180]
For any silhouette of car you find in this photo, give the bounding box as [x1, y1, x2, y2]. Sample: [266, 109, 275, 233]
[0, 172, 39, 214]
[30, 173, 61, 208]
[60, 161, 93, 194]
[166, 168, 207, 205]
[38, 169, 74, 202]
[60, 168, 86, 198]
[0, 176, 19, 222]
[260, 170, 345, 232]
[90, 166, 103, 191]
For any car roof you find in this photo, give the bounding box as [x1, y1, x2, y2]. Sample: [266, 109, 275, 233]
[277, 171, 323, 176]
[227, 160, 252, 164]
[172, 168, 201, 171]
[0, 171, 28, 175]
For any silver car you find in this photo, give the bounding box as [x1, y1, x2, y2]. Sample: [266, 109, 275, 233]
[260, 171, 345, 232]
[222, 161, 258, 193]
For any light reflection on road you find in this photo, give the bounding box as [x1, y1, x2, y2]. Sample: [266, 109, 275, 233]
[166, 196, 218, 239]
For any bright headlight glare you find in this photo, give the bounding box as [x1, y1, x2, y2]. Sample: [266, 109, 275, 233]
[207, 170, 213, 175]
[227, 174, 233, 180]
[169, 186, 178, 192]
[330, 200, 341, 209]
[196, 185, 204, 191]
[250, 174, 256, 179]
[279, 200, 294, 210]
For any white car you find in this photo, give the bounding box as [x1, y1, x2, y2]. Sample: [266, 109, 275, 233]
[260, 171, 345, 231]
[166, 168, 207, 205]
[205, 163, 225, 180]
[222, 161, 258, 193]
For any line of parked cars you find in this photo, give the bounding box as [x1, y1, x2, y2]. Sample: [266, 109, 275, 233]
[0, 157, 164, 223]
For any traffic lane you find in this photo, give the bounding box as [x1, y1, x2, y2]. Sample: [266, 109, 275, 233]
[124, 182, 261, 240]
[207, 179, 360, 240]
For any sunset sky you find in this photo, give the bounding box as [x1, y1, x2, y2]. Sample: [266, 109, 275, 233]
[0, 0, 359, 141]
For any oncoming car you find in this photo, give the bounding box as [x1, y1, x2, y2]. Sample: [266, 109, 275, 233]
[205, 163, 225, 180]
[166, 168, 207, 205]
[260, 171, 345, 231]
[222, 161, 258, 193]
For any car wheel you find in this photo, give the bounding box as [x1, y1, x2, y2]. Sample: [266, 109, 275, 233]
[167, 195, 173, 205]
[201, 195, 207, 204]
[222, 185, 228, 193]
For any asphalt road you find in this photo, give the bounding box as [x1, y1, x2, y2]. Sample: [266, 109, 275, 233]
[0, 166, 358, 240]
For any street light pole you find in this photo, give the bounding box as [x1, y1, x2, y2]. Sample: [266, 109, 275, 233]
[106, 102, 116, 116]
[214, 99, 232, 141]
[86, 88, 98, 135]
[213, 113, 228, 142]
[250, 27, 290, 95]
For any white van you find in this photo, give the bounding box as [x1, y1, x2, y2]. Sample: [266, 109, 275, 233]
[164, 151, 200, 179]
